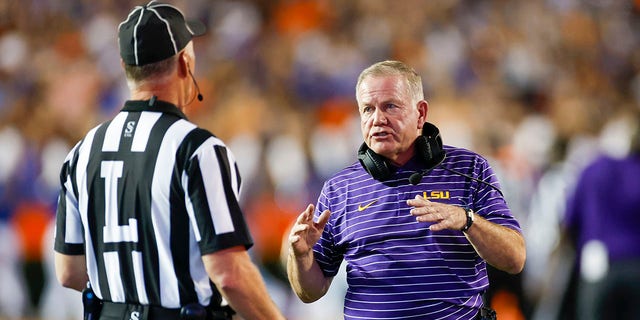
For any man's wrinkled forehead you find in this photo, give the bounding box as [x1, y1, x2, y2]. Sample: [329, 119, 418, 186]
[357, 75, 410, 103]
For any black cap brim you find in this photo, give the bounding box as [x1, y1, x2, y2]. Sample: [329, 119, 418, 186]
[186, 20, 206, 37]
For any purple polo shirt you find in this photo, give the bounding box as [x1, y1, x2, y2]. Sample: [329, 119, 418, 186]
[312, 145, 521, 319]
[565, 154, 640, 262]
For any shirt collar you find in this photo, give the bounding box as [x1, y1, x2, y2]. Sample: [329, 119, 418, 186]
[121, 99, 188, 120]
[399, 154, 426, 171]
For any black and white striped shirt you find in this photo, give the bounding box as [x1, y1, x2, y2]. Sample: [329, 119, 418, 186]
[54, 99, 253, 309]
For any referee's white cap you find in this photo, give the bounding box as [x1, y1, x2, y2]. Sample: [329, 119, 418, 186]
[118, 0, 206, 66]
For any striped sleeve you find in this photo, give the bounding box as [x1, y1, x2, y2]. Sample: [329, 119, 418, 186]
[54, 139, 87, 255]
[313, 182, 343, 277]
[182, 130, 253, 255]
[471, 155, 521, 233]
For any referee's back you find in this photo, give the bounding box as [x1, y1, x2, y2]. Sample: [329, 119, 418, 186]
[55, 99, 252, 308]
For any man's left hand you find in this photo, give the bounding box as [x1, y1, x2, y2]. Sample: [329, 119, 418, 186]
[407, 195, 466, 231]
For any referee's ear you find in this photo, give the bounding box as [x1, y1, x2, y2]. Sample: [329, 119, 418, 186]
[178, 52, 190, 79]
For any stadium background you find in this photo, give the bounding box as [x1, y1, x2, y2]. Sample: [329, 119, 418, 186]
[0, 0, 639, 319]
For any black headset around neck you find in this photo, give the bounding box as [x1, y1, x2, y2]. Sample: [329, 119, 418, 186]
[357, 122, 446, 181]
[357, 122, 505, 196]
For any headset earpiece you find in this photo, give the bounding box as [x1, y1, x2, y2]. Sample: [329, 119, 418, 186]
[415, 122, 446, 169]
[358, 142, 394, 181]
[358, 122, 446, 181]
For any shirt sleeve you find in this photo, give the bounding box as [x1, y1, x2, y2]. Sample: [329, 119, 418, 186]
[473, 156, 522, 233]
[54, 144, 86, 255]
[312, 181, 343, 277]
[184, 136, 253, 255]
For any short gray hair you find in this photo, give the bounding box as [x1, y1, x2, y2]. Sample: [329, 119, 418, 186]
[123, 54, 178, 84]
[356, 60, 424, 101]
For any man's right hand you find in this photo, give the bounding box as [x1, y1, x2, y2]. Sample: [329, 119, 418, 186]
[288, 204, 331, 258]
[287, 204, 333, 303]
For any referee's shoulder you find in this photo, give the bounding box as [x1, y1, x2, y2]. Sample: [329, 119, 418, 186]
[187, 125, 214, 137]
[186, 126, 222, 142]
[180, 125, 232, 151]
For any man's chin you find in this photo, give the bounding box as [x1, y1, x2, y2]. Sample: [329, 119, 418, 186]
[370, 145, 393, 158]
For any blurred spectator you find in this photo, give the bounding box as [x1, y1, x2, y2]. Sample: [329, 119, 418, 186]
[0, 220, 26, 319]
[562, 111, 640, 320]
[38, 220, 83, 320]
[524, 135, 599, 320]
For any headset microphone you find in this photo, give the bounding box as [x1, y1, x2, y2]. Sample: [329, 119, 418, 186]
[409, 171, 426, 185]
[188, 68, 203, 101]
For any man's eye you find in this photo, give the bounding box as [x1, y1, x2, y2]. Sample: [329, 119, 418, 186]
[386, 104, 400, 113]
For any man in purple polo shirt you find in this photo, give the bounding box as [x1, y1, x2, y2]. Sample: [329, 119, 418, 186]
[564, 115, 640, 320]
[286, 60, 526, 319]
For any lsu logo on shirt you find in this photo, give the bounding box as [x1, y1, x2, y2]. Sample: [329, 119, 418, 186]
[422, 190, 450, 200]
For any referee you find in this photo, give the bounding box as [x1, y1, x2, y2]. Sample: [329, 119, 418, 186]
[53, 1, 284, 319]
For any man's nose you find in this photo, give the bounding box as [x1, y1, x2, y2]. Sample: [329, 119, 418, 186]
[372, 108, 387, 125]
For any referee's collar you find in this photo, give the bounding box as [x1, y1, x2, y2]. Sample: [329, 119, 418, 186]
[122, 99, 188, 120]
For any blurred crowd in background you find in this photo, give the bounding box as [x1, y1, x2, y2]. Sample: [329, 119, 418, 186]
[1, 0, 639, 319]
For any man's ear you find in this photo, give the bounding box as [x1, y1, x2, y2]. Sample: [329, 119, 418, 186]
[417, 100, 429, 127]
[178, 52, 190, 78]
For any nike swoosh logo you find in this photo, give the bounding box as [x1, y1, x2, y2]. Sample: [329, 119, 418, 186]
[358, 199, 378, 212]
